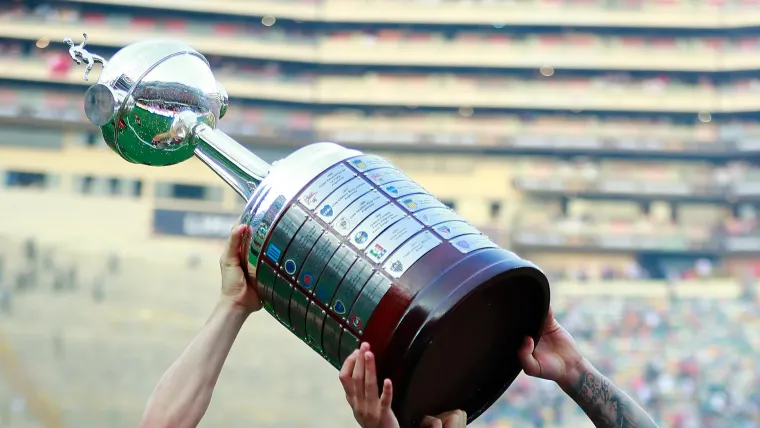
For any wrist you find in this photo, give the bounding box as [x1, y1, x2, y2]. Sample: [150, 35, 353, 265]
[216, 298, 254, 319]
[557, 357, 592, 392]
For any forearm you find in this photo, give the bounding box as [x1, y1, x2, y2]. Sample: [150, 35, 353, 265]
[141, 300, 249, 428]
[559, 358, 659, 428]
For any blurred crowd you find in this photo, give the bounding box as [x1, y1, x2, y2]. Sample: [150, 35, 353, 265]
[482, 292, 760, 428]
[516, 158, 760, 194]
[1, 1, 759, 427]
[4, 0, 760, 52]
[0, 238, 117, 317]
[2, 237, 759, 428]
[6, 46, 760, 149]
[513, 186, 760, 257]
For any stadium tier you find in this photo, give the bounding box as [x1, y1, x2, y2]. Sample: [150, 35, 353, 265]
[49, 0, 760, 27]
[0, 0, 759, 427]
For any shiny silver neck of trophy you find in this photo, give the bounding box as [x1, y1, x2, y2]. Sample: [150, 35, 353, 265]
[68, 33, 270, 200]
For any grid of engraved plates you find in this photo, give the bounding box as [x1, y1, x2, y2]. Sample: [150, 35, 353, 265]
[256, 155, 497, 368]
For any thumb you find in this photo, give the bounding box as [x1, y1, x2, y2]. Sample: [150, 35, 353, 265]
[518, 336, 541, 377]
[419, 416, 443, 428]
[438, 410, 467, 428]
[221, 224, 246, 267]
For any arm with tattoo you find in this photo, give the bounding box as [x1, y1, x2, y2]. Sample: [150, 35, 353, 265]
[559, 359, 658, 428]
[518, 308, 658, 428]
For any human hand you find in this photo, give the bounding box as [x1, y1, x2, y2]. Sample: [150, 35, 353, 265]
[339, 343, 397, 428]
[339, 343, 468, 428]
[420, 410, 467, 428]
[518, 306, 584, 386]
[219, 224, 262, 314]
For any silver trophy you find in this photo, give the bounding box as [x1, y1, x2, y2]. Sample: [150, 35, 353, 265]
[69, 35, 551, 427]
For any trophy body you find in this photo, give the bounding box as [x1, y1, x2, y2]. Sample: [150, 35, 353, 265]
[72, 36, 551, 426]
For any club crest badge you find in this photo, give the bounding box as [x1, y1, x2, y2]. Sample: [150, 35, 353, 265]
[354, 231, 369, 244]
[320, 205, 334, 217]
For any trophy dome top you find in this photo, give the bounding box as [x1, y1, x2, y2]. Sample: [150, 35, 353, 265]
[98, 40, 206, 90]
[73, 38, 229, 166]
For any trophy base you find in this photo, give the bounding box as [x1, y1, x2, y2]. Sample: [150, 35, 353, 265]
[382, 249, 551, 427]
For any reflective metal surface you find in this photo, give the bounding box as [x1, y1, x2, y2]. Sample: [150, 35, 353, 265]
[67, 36, 265, 197]
[69, 36, 550, 424]
[241, 142, 363, 268]
[247, 148, 498, 369]
[64, 33, 107, 81]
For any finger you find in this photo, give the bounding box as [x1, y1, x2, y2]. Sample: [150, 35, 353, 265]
[545, 306, 555, 328]
[438, 410, 467, 428]
[419, 416, 443, 428]
[221, 224, 245, 267]
[457, 410, 468, 427]
[379, 378, 393, 410]
[339, 350, 358, 400]
[518, 336, 541, 377]
[364, 351, 380, 409]
[352, 343, 369, 403]
[240, 225, 253, 268]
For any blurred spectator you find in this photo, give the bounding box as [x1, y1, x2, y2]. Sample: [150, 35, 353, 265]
[0, 288, 11, 314]
[91, 276, 105, 303]
[107, 253, 120, 275]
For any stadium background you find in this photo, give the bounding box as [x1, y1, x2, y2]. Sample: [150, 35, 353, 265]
[0, 0, 759, 426]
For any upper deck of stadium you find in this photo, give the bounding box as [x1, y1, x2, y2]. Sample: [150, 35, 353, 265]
[3, 1, 760, 75]
[58, 0, 760, 29]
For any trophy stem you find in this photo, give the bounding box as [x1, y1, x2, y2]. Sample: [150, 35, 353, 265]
[192, 124, 270, 200]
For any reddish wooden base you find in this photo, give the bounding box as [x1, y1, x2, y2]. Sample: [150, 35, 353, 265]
[364, 246, 551, 427]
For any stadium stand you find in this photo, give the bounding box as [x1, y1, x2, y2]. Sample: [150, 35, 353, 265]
[0, 235, 757, 427]
[0, 0, 759, 426]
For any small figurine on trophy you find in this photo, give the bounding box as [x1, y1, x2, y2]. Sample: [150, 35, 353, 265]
[63, 33, 107, 81]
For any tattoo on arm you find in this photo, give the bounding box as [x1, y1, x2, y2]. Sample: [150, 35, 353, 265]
[567, 370, 659, 428]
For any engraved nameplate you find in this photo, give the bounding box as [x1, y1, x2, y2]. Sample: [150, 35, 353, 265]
[432, 221, 480, 240]
[317, 177, 373, 224]
[365, 216, 423, 264]
[305, 301, 327, 351]
[256, 262, 277, 315]
[272, 275, 294, 325]
[414, 208, 462, 227]
[266, 205, 308, 265]
[347, 155, 393, 173]
[349, 204, 406, 250]
[383, 231, 442, 279]
[281, 218, 324, 278]
[314, 245, 357, 305]
[450, 235, 498, 254]
[347, 274, 392, 334]
[333, 191, 389, 237]
[331, 259, 374, 320]
[339, 330, 360, 362]
[379, 180, 426, 199]
[298, 233, 341, 293]
[289, 288, 310, 340]
[365, 167, 408, 186]
[322, 316, 343, 367]
[398, 193, 446, 213]
[299, 164, 355, 210]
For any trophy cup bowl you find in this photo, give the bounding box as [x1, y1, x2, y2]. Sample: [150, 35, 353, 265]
[73, 36, 551, 426]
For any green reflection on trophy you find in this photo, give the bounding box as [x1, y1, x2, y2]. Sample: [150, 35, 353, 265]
[69, 34, 264, 197]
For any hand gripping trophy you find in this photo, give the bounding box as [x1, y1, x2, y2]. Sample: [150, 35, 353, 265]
[68, 35, 551, 427]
